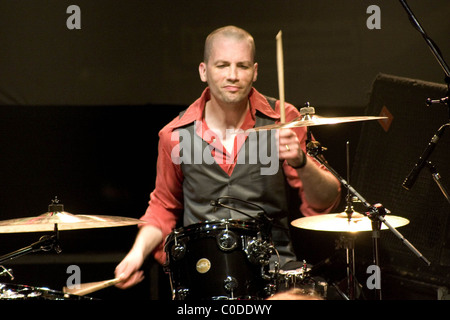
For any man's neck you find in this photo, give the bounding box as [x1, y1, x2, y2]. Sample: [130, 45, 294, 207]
[204, 97, 249, 153]
[204, 98, 249, 133]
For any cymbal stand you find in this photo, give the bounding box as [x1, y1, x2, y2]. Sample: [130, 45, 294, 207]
[306, 139, 431, 299]
[343, 141, 359, 220]
[0, 224, 62, 265]
[343, 141, 358, 299]
[336, 233, 357, 300]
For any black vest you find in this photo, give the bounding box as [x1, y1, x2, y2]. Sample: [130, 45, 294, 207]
[176, 97, 298, 265]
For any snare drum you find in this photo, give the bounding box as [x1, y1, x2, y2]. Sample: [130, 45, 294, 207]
[271, 266, 328, 298]
[274, 268, 310, 292]
[164, 219, 274, 300]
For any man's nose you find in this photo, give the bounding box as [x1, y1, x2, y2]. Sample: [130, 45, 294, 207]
[227, 65, 239, 81]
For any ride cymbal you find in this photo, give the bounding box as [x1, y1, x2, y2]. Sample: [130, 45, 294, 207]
[291, 212, 409, 233]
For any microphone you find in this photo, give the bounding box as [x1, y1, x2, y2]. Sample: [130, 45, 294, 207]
[210, 196, 292, 235]
[210, 197, 266, 222]
[403, 124, 447, 190]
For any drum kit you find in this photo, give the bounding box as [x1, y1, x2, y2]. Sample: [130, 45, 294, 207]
[1, 1, 446, 299]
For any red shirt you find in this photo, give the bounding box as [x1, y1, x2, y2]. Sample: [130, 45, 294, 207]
[142, 87, 340, 264]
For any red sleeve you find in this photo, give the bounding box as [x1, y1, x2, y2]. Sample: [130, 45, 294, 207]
[140, 127, 184, 264]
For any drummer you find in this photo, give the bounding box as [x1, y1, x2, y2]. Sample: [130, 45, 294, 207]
[115, 25, 341, 290]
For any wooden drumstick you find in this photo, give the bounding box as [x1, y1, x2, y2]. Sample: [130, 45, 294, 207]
[63, 277, 121, 296]
[276, 30, 286, 124]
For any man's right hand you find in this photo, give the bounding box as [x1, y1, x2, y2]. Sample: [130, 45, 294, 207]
[114, 250, 145, 289]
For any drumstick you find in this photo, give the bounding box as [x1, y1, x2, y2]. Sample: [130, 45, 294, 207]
[276, 30, 286, 124]
[63, 277, 121, 296]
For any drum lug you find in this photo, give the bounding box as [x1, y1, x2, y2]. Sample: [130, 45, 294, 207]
[223, 276, 238, 294]
[170, 241, 186, 261]
[174, 287, 189, 300]
[216, 230, 238, 251]
[264, 283, 277, 296]
[246, 239, 273, 266]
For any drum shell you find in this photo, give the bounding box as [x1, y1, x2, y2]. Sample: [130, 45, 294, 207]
[164, 220, 271, 300]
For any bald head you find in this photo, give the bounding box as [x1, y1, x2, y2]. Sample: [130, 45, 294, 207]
[203, 26, 256, 63]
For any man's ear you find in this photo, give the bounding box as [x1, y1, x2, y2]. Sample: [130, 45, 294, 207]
[253, 62, 258, 82]
[199, 62, 207, 83]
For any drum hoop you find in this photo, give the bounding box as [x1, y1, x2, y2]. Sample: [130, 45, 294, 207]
[165, 219, 260, 242]
[182, 218, 259, 232]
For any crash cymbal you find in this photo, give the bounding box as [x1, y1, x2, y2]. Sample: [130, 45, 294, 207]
[0, 211, 144, 233]
[291, 212, 409, 233]
[250, 115, 387, 131]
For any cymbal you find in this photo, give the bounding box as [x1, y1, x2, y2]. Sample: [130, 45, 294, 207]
[291, 212, 409, 233]
[249, 115, 387, 131]
[0, 211, 144, 233]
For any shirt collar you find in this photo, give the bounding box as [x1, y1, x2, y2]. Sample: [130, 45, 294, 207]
[169, 87, 281, 130]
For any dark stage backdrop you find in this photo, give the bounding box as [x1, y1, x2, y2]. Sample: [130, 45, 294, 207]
[0, 0, 449, 107]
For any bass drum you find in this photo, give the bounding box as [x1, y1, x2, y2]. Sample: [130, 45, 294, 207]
[0, 283, 95, 300]
[164, 219, 274, 300]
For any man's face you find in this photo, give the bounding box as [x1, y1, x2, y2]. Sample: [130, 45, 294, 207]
[199, 36, 258, 105]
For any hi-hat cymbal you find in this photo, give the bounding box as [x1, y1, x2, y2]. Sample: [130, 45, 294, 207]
[0, 211, 144, 233]
[249, 115, 387, 131]
[291, 212, 409, 233]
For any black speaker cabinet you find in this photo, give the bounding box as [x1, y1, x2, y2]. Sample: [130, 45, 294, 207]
[351, 73, 450, 291]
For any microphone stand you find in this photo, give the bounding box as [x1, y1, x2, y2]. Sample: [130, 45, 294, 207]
[399, 0, 450, 202]
[427, 161, 450, 205]
[398, 0, 450, 83]
[306, 140, 431, 300]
